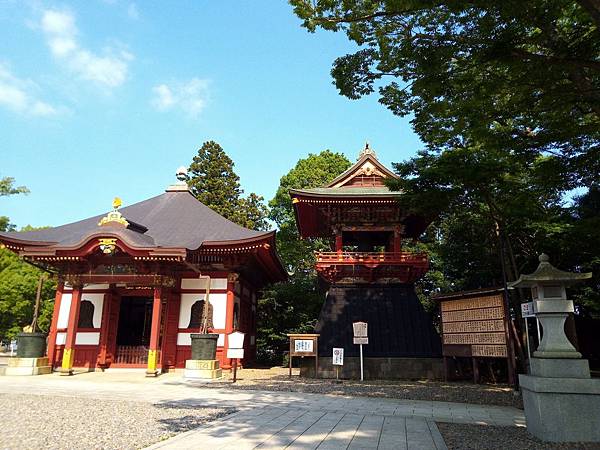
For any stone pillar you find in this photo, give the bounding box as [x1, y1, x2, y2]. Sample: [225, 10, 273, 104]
[60, 284, 83, 375]
[146, 286, 162, 376]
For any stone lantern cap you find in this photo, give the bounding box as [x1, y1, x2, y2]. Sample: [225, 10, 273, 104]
[509, 254, 591, 288]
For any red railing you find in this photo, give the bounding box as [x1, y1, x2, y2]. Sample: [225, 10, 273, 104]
[315, 251, 429, 283]
[316, 251, 428, 265]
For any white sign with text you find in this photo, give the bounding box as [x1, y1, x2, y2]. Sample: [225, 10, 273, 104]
[332, 348, 344, 366]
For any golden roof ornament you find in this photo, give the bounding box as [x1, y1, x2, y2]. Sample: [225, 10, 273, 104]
[98, 197, 129, 227]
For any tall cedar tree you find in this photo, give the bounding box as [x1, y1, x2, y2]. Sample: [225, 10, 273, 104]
[188, 141, 269, 231]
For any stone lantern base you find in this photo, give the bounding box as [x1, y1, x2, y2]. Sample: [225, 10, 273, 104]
[520, 358, 600, 442]
[5, 357, 52, 376]
[184, 359, 222, 380]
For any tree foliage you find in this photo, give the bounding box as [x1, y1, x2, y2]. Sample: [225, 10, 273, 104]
[0, 176, 29, 233]
[269, 150, 351, 273]
[0, 248, 55, 340]
[291, 0, 600, 182]
[188, 141, 269, 230]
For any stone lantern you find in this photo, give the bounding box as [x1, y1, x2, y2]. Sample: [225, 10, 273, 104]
[510, 254, 598, 442]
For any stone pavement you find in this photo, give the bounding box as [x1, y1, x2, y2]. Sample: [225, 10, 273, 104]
[0, 372, 525, 449]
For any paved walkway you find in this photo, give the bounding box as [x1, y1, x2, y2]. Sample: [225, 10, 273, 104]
[0, 372, 525, 449]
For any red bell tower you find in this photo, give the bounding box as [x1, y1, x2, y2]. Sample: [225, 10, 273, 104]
[290, 144, 442, 379]
[291, 143, 430, 284]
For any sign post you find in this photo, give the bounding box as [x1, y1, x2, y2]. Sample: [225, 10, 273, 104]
[226, 331, 245, 383]
[353, 322, 368, 381]
[287, 334, 320, 378]
[521, 302, 535, 362]
[332, 347, 344, 381]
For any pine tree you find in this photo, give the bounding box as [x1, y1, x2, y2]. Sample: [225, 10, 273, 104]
[187, 141, 269, 230]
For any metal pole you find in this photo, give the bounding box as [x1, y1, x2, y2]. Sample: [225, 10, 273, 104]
[359, 344, 364, 381]
[233, 358, 237, 383]
[536, 317, 541, 345]
[525, 318, 531, 371]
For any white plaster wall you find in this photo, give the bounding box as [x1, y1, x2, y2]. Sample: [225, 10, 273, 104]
[180, 277, 228, 290]
[177, 332, 225, 346]
[179, 293, 227, 329]
[80, 293, 104, 328]
[56, 332, 66, 345]
[57, 294, 72, 329]
[75, 332, 100, 345]
[211, 278, 227, 290]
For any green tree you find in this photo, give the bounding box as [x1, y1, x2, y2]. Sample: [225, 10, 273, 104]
[291, 1, 600, 182]
[187, 141, 269, 230]
[269, 150, 351, 273]
[0, 222, 56, 340]
[256, 150, 351, 364]
[0, 176, 29, 233]
[0, 177, 29, 197]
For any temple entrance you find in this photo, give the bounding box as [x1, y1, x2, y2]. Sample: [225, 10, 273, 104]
[114, 296, 153, 365]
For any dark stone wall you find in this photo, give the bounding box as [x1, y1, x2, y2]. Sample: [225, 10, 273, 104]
[315, 283, 442, 358]
[300, 356, 444, 380]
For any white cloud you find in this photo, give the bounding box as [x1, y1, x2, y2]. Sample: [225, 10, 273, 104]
[127, 3, 139, 20]
[0, 63, 60, 117]
[151, 78, 210, 118]
[40, 9, 132, 88]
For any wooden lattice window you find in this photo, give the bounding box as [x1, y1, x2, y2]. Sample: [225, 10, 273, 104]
[78, 300, 95, 328]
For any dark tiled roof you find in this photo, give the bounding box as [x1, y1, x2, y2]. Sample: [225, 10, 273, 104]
[0, 191, 270, 250]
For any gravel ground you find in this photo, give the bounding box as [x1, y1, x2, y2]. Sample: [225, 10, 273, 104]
[0, 393, 234, 450]
[437, 423, 600, 450]
[205, 367, 522, 408]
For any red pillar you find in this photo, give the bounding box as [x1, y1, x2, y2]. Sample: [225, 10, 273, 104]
[223, 274, 237, 370]
[146, 286, 163, 376]
[335, 233, 343, 253]
[393, 226, 402, 253]
[97, 290, 113, 367]
[47, 281, 64, 368]
[60, 284, 82, 375]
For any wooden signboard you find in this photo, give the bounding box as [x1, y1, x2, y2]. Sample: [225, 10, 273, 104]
[287, 334, 319, 378]
[435, 288, 513, 384]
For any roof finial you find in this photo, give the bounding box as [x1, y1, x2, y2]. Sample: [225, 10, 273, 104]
[166, 165, 192, 192]
[358, 141, 376, 159]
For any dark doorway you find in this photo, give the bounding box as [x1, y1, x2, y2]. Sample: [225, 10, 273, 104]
[116, 297, 153, 347]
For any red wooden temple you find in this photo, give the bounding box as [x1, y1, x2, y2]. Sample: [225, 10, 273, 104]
[0, 176, 286, 375]
[291, 144, 443, 378]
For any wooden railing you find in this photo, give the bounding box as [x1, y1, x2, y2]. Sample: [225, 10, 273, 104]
[316, 251, 428, 265]
[114, 345, 149, 365]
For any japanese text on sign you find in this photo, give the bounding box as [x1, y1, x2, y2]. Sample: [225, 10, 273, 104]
[294, 339, 314, 353]
[521, 302, 535, 318]
[332, 348, 344, 365]
[353, 322, 368, 338]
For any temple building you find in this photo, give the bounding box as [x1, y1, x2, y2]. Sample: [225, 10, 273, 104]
[0, 174, 286, 375]
[291, 144, 443, 378]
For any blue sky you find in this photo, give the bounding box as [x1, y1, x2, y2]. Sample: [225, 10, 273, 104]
[1, 1, 422, 228]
